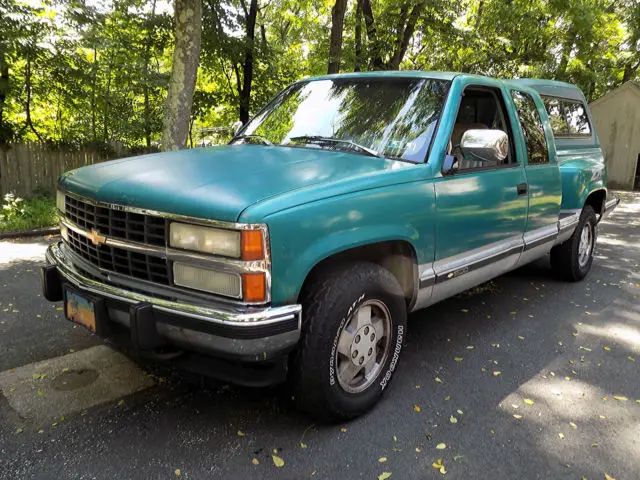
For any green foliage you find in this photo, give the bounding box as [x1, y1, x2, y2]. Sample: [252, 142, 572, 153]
[0, 193, 57, 232]
[0, 0, 639, 148]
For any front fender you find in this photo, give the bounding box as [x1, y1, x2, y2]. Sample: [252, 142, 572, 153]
[261, 182, 436, 305]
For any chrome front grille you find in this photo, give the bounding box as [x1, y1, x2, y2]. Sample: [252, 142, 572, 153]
[65, 196, 168, 246]
[63, 195, 170, 284]
[65, 229, 170, 284]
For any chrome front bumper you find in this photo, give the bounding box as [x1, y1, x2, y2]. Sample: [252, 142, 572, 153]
[44, 242, 301, 363]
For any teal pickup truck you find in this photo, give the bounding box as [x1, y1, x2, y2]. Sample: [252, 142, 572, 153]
[42, 71, 618, 420]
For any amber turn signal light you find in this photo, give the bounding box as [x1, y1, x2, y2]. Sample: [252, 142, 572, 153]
[242, 273, 266, 302]
[241, 230, 264, 261]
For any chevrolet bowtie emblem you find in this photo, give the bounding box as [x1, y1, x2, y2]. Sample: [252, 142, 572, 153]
[87, 229, 107, 246]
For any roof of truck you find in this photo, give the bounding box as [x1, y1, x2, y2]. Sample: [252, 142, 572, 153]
[303, 71, 586, 100]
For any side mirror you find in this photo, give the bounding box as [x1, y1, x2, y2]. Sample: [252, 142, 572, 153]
[460, 129, 508, 165]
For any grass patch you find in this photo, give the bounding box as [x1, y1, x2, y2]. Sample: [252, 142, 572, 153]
[0, 193, 58, 233]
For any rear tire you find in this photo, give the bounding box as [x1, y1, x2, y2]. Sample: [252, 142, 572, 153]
[550, 205, 597, 281]
[292, 262, 407, 422]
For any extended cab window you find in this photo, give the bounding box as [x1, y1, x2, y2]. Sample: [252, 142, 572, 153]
[542, 97, 569, 135]
[541, 95, 592, 137]
[564, 100, 591, 135]
[511, 91, 549, 165]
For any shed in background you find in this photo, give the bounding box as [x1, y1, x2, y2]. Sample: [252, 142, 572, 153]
[589, 81, 640, 191]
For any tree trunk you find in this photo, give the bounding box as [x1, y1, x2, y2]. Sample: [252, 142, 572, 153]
[90, 46, 98, 142]
[361, 0, 384, 70]
[354, 0, 363, 72]
[388, 1, 425, 70]
[556, 31, 575, 79]
[239, 0, 258, 124]
[161, 0, 202, 151]
[24, 54, 43, 142]
[143, 0, 157, 149]
[622, 60, 639, 83]
[327, 0, 348, 74]
[0, 52, 8, 129]
[103, 66, 111, 142]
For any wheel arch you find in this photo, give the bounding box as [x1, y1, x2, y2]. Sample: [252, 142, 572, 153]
[583, 187, 607, 216]
[298, 240, 419, 309]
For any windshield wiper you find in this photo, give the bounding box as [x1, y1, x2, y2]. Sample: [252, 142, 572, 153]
[289, 135, 382, 158]
[231, 134, 273, 146]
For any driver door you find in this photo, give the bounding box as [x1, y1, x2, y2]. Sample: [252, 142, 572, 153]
[430, 84, 528, 304]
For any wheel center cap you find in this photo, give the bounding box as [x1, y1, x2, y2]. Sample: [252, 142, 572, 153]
[350, 324, 377, 366]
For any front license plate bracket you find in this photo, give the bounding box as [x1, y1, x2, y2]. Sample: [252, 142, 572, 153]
[64, 288, 110, 337]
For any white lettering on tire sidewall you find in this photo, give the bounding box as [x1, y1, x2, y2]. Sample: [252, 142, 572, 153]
[379, 324, 403, 391]
[329, 293, 365, 386]
[328, 293, 403, 392]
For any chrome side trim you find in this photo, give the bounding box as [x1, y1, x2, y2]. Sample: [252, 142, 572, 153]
[433, 234, 524, 283]
[411, 234, 524, 312]
[556, 209, 580, 245]
[413, 263, 436, 311]
[47, 242, 301, 326]
[523, 224, 558, 251]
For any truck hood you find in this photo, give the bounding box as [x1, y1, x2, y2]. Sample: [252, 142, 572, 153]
[58, 145, 412, 222]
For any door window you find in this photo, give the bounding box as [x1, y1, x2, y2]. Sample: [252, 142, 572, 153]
[449, 87, 514, 170]
[511, 91, 549, 165]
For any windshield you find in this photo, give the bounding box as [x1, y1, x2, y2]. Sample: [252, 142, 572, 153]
[234, 77, 450, 162]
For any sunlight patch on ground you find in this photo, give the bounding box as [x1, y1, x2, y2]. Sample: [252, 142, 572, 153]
[578, 322, 640, 353]
[0, 239, 49, 264]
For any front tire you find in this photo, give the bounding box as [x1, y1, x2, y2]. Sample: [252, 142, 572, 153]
[551, 205, 597, 281]
[292, 262, 407, 422]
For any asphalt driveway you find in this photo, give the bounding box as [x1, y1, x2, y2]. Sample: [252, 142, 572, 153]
[0, 193, 638, 480]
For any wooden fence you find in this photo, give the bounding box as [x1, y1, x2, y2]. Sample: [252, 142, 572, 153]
[0, 144, 111, 198]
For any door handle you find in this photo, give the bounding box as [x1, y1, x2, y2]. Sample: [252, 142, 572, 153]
[517, 183, 528, 196]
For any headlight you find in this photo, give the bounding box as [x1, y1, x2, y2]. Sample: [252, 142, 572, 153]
[173, 262, 241, 298]
[170, 222, 241, 258]
[56, 190, 66, 213]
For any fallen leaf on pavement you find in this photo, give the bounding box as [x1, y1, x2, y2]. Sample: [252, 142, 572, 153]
[454, 357, 463, 362]
[524, 398, 535, 406]
[435, 377, 442, 383]
[237, 430, 245, 437]
[453, 455, 464, 461]
[272, 455, 285, 467]
[379, 457, 387, 463]
[613, 395, 628, 401]
[604, 474, 615, 480]
[174, 469, 181, 477]
[252, 458, 259, 465]
[378, 472, 392, 480]
[569, 422, 577, 429]
[513, 414, 522, 419]
[414, 404, 421, 412]
[559, 433, 565, 439]
[493, 371, 501, 376]
[449, 415, 457, 424]
[436, 443, 446, 450]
